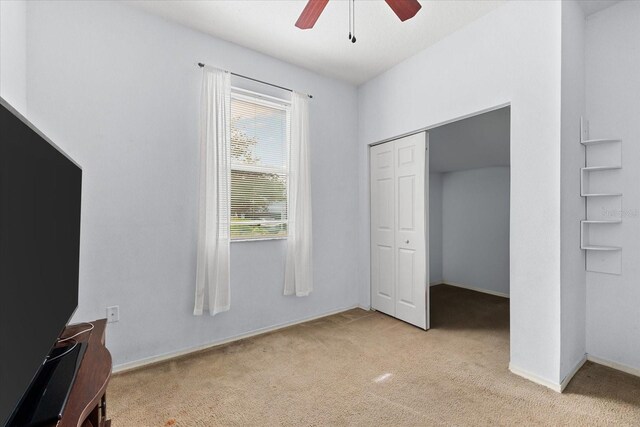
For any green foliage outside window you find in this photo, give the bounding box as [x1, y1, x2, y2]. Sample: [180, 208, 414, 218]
[230, 112, 288, 239]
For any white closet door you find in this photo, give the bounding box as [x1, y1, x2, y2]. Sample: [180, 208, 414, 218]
[370, 132, 428, 330]
[370, 142, 396, 315]
[394, 133, 428, 329]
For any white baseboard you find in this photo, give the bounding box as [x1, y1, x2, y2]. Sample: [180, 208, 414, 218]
[431, 281, 509, 299]
[560, 354, 587, 392]
[509, 363, 562, 392]
[511, 353, 638, 393]
[587, 354, 640, 378]
[113, 305, 361, 374]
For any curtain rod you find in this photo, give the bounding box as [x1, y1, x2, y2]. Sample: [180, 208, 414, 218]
[197, 63, 313, 99]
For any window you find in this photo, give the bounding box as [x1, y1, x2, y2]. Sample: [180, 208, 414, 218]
[230, 90, 290, 240]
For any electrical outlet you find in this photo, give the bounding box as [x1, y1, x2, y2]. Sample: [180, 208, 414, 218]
[106, 306, 120, 323]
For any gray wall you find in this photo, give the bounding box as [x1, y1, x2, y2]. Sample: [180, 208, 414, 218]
[0, 0, 27, 114]
[560, 0, 587, 382]
[429, 167, 510, 297]
[429, 173, 443, 284]
[25, 0, 360, 368]
[585, 0, 640, 373]
[441, 167, 510, 296]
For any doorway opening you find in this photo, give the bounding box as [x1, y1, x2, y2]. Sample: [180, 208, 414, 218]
[369, 105, 511, 334]
[428, 106, 511, 333]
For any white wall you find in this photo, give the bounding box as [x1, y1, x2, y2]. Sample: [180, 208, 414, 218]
[441, 167, 510, 296]
[0, 0, 27, 114]
[560, 0, 587, 382]
[429, 173, 443, 284]
[358, 0, 564, 385]
[585, 1, 640, 373]
[25, 1, 360, 368]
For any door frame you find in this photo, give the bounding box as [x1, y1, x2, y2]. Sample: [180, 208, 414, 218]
[367, 102, 512, 330]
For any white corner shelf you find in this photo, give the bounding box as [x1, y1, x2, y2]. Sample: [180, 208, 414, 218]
[579, 117, 623, 274]
[580, 220, 622, 251]
[580, 245, 622, 251]
[581, 192, 622, 197]
[581, 219, 621, 224]
[580, 165, 622, 196]
[580, 138, 622, 146]
[581, 165, 621, 172]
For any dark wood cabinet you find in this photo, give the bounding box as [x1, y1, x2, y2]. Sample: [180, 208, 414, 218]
[49, 319, 112, 427]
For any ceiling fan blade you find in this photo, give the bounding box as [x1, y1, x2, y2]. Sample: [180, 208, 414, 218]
[295, 0, 330, 29]
[385, 0, 422, 22]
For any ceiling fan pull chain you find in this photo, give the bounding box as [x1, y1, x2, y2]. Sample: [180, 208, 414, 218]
[348, 0, 352, 40]
[352, 0, 356, 43]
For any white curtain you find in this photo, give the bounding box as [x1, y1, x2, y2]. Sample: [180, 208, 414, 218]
[194, 67, 231, 316]
[284, 92, 313, 296]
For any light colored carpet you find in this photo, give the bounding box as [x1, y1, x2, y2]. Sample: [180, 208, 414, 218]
[109, 285, 640, 426]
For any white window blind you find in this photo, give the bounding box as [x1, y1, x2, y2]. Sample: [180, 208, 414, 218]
[230, 91, 290, 240]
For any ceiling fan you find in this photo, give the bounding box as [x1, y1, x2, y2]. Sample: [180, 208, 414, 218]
[296, 0, 422, 43]
[295, 0, 422, 43]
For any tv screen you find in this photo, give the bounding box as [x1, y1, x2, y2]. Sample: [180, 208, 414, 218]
[0, 98, 82, 426]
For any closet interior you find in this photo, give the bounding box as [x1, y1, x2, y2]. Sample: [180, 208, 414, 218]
[428, 107, 511, 322]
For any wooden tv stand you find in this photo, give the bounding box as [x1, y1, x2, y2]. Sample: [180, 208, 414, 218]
[48, 319, 112, 427]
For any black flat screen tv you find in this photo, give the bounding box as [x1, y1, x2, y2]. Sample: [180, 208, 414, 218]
[0, 97, 82, 426]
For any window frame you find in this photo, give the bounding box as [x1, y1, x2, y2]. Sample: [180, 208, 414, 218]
[229, 88, 291, 243]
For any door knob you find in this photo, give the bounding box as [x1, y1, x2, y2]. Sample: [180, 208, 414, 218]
[406, 240, 410, 244]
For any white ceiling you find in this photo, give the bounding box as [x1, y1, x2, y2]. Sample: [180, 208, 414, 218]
[126, 0, 505, 85]
[429, 107, 510, 173]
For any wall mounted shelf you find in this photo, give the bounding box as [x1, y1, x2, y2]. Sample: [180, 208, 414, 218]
[580, 220, 622, 250]
[580, 138, 622, 146]
[580, 245, 622, 251]
[581, 165, 621, 172]
[580, 117, 622, 275]
[580, 166, 622, 196]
